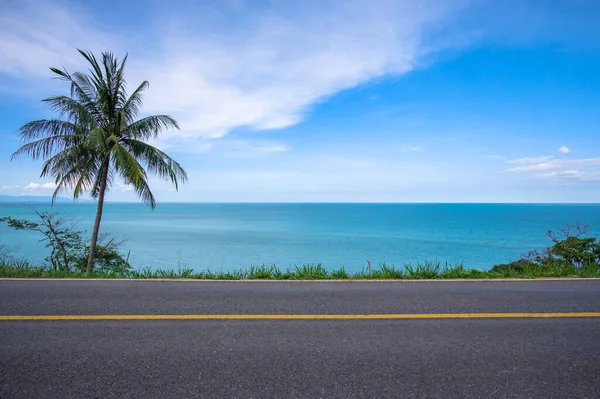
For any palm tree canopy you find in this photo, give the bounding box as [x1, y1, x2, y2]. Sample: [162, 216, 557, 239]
[12, 49, 187, 208]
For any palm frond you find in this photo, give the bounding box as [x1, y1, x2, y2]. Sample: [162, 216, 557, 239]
[123, 115, 179, 141]
[42, 96, 94, 126]
[121, 138, 188, 189]
[111, 144, 148, 187]
[40, 144, 98, 181]
[12, 120, 84, 160]
[16, 119, 81, 141]
[38, 144, 100, 202]
[11, 134, 81, 161]
[72, 162, 99, 199]
[50, 64, 102, 122]
[86, 127, 110, 153]
[77, 49, 104, 83]
[131, 176, 156, 208]
[110, 143, 160, 207]
[121, 80, 149, 124]
[69, 73, 103, 120]
[114, 53, 129, 107]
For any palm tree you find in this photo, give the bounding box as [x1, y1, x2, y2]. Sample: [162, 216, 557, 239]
[11, 49, 187, 273]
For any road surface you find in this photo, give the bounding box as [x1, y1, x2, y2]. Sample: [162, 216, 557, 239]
[1, 279, 599, 398]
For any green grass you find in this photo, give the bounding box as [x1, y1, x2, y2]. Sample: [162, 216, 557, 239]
[1, 260, 599, 280]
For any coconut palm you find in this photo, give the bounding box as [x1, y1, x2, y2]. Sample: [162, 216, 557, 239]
[11, 49, 187, 273]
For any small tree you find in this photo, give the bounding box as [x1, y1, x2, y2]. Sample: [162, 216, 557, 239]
[546, 222, 600, 268]
[491, 222, 600, 274]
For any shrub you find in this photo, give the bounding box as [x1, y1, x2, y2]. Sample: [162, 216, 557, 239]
[491, 222, 600, 276]
[1, 210, 129, 273]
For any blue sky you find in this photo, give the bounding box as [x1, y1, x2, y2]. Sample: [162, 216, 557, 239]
[1, 0, 599, 202]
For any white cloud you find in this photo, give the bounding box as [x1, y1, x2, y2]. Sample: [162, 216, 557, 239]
[559, 145, 570, 154]
[0, 0, 468, 150]
[550, 170, 579, 176]
[401, 146, 423, 153]
[506, 156, 600, 182]
[24, 182, 58, 190]
[115, 183, 134, 192]
[545, 170, 600, 182]
[0, 0, 117, 82]
[507, 157, 600, 172]
[135, 1, 460, 143]
[212, 140, 291, 157]
[506, 156, 554, 164]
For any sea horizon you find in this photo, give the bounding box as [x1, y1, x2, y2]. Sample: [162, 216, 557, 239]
[3, 196, 600, 205]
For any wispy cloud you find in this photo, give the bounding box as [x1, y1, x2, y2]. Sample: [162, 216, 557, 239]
[209, 139, 291, 156]
[559, 145, 571, 154]
[114, 183, 134, 192]
[507, 157, 600, 172]
[506, 156, 554, 164]
[24, 182, 57, 190]
[0, 0, 467, 150]
[506, 156, 600, 182]
[401, 146, 423, 153]
[546, 170, 600, 182]
[0, 0, 117, 81]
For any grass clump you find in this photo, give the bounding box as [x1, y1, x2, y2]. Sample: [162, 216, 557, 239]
[405, 261, 441, 279]
[293, 263, 329, 279]
[368, 263, 405, 279]
[330, 267, 350, 279]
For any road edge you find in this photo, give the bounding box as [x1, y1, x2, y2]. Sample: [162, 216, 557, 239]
[1, 277, 600, 282]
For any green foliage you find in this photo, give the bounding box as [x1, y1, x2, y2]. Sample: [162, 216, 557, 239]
[293, 263, 329, 279]
[548, 237, 600, 268]
[370, 263, 405, 279]
[405, 261, 441, 279]
[439, 263, 470, 279]
[1, 211, 129, 273]
[491, 222, 600, 276]
[245, 265, 280, 279]
[489, 259, 539, 274]
[330, 267, 350, 279]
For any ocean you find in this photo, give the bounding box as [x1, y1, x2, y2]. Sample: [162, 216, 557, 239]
[1, 203, 599, 273]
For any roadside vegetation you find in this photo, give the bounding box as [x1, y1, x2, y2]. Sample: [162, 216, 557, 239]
[1, 259, 599, 280]
[1, 212, 599, 279]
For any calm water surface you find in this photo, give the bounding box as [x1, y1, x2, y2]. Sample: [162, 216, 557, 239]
[1, 203, 599, 273]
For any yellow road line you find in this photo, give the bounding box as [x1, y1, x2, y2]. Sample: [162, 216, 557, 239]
[1, 312, 600, 321]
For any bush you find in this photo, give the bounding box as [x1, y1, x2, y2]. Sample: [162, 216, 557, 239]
[0, 210, 129, 273]
[491, 222, 600, 276]
[489, 259, 538, 274]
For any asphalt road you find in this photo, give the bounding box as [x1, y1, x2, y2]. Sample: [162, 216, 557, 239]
[1, 279, 599, 398]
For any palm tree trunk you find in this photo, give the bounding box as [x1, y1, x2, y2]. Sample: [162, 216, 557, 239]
[86, 158, 109, 273]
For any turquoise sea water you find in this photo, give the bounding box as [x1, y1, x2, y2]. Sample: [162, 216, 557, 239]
[1, 203, 599, 273]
